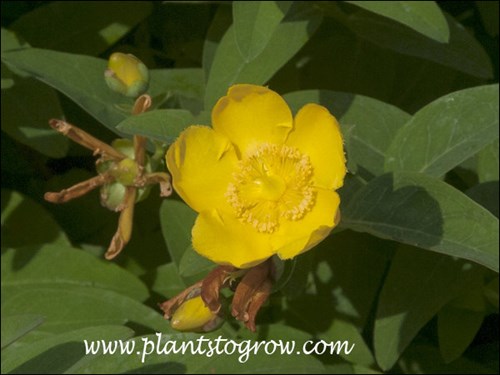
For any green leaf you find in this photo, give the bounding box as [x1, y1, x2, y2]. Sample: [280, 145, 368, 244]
[1, 243, 149, 301]
[159, 199, 197, 268]
[1, 285, 166, 336]
[374, 246, 479, 370]
[1, 190, 70, 248]
[149, 68, 205, 102]
[467, 182, 499, 218]
[346, 1, 449, 43]
[151, 262, 186, 298]
[202, 5, 233, 80]
[179, 245, 215, 281]
[1, 75, 68, 158]
[233, 1, 292, 60]
[1, 314, 44, 349]
[385, 85, 499, 177]
[116, 109, 195, 143]
[347, 11, 493, 79]
[399, 343, 495, 374]
[342, 172, 499, 272]
[77, 330, 326, 374]
[1, 245, 167, 338]
[477, 140, 499, 183]
[1, 48, 131, 132]
[10, 2, 152, 55]
[284, 90, 410, 178]
[1, 325, 133, 374]
[438, 304, 484, 363]
[323, 319, 375, 367]
[205, 2, 322, 109]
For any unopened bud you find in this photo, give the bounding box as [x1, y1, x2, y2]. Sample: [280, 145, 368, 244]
[105, 53, 149, 98]
[171, 296, 223, 332]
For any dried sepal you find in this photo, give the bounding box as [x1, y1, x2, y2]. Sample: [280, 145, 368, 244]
[201, 265, 236, 313]
[159, 281, 202, 319]
[231, 259, 273, 332]
[105, 187, 137, 259]
[44, 173, 113, 204]
[49, 119, 126, 161]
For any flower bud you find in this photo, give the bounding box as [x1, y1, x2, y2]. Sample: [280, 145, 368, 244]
[170, 296, 223, 332]
[104, 53, 149, 98]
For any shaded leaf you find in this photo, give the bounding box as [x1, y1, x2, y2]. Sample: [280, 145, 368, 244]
[399, 343, 495, 374]
[10, 2, 152, 55]
[438, 305, 484, 363]
[467, 182, 499, 218]
[342, 172, 499, 271]
[205, 2, 322, 108]
[1, 325, 133, 374]
[347, 11, 493, 79]
[385, 85, 499, 177]
[346, 1, 449, 43]
[1, 75, 68, 158]
[374, 246, 479, 370]
[1, 190, 70, 248]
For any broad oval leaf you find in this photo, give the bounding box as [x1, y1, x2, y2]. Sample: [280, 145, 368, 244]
[385, 85, 499, 177]
[233, 1, 292, 60]
[374, 246, 481, 370]
[159, 199, 197, 268]
[342, 172, 499, 271]
[205, 2, 322, 109]
[1, 48, 200, 133]
[346, 1, 449, 43]
[117, 109, 196, 143]
[1, 190, 70, 248]
[1, 325, 133, 374]
[10, 2, 152, 55]
[347, 12, 493, 79]
[1, 243, 149, 301]
[1, 48, 131, 131]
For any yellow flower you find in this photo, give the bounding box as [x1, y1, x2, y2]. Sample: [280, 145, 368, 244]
[167, 84, 346, 269]
[104, 52, 149, 98]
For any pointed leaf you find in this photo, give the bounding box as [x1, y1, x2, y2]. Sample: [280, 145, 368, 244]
[347, 1, 449, 43]
[385, 85, 499, 177]
[342, 172, 499, 271]
[233, 1, 292, 60]
[374, 247, 479, 370]
[205, 2, 322, 108]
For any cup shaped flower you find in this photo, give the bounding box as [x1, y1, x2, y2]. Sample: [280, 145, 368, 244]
[167, 84, 346, 269]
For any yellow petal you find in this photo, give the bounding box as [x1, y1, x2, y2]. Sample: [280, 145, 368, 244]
[212, 84, 293, 157]
[192, 209, 273, 269]
[166, 126, 238, 213]
[272, 189, 341, 260]
[286, 104, 346, 190]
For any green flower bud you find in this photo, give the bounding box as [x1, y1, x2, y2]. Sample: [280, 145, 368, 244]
[104, 52, 149, 98]
[171, 296, 223, 332]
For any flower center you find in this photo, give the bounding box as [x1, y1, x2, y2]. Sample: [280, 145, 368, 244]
[226, 143, 315, 233]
